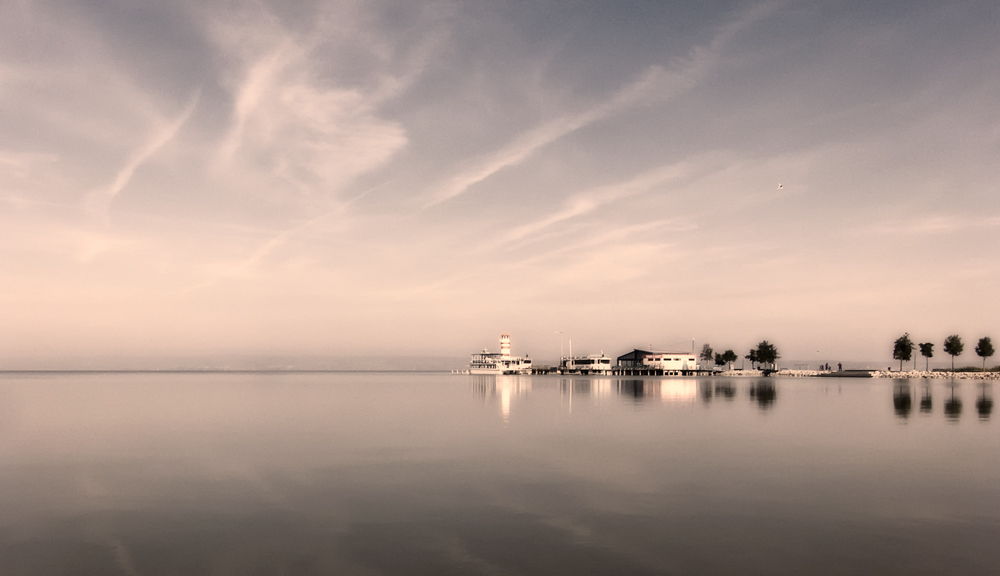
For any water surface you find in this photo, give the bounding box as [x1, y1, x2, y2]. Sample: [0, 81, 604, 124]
[0, 372, 996, 575]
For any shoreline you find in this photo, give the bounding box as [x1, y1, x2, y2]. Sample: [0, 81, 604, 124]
[714, 369, 1000, 380]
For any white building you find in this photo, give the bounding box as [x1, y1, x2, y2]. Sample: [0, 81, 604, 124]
[560, 354, 613, 375]
[641, 352, 699, 374]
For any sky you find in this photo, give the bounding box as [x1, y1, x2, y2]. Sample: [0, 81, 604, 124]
[1, 0, 999, 367]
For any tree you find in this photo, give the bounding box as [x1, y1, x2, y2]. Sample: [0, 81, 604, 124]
[746, 349, 758, 370]
[722, 349, 738, 370]
[892, 333, 914, 371]
[699, 344, 714, 366]
[714, 352, 725, 369]
[943, 334, 963, 371]
[975, 337, 994, 370]
[918, 342, 934, 371]
[755, 341, 779, 369]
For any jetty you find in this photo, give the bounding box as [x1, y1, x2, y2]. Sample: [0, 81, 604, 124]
[819, 370, 875, 378]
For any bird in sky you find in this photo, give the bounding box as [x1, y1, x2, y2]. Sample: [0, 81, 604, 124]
[777, 183, 783, 189]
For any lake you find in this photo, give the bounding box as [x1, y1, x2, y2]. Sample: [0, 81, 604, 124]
[0, 372, 996, 575]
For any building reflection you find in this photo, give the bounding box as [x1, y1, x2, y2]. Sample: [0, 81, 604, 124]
[470, 374, 532, 422]
[469, 375, 998, 425]
[557, 377, 613, 413]
[558, 377, 613, 400]
[612, 378, 774, 409]
[616, 379, 698, 403]
[893, 383, 913, 419]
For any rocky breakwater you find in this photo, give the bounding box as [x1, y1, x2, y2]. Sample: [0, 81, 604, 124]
[872, 370, 1000, 380]
[775, 369, 825, 377]
[717, 369, 823, 377]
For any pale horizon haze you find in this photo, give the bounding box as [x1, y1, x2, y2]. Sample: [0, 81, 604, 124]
[2, 0, 999, 368]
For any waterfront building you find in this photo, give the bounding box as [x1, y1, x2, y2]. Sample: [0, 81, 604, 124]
[615, 349, 700, 376]
[559, 354, 613, 375]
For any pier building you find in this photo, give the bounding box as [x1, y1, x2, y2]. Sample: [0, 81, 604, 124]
[559, 354, 613, 375]
[614, 349, 703, 376]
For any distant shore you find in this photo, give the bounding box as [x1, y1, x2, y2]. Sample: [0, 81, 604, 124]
[716, 369, 1000, 380]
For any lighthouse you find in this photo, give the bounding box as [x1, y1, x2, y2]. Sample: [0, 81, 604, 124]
[469, 333, 532, 374]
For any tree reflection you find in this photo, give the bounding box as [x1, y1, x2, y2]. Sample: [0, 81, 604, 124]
[977, 384, 993, 421]
[700, 382, 713, 403]
[944, 384, 962, 422]
[893, 383, 912, 419]
[749, 382, 776, 409]
[919, 386, 933, 414]
[715, 382, 736, 400]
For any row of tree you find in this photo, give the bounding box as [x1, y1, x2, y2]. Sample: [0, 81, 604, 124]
[700, 341, 780, 370]
[893, 333, 994, 371]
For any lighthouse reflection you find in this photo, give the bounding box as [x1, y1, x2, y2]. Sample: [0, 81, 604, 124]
[470, 375, 532, 422]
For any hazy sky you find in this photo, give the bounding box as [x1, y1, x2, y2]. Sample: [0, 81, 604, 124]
[2, 0, 998, 364]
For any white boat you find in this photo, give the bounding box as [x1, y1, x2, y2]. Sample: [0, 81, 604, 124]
[470, 334, 533, 374]
[559, 354, 612, 375]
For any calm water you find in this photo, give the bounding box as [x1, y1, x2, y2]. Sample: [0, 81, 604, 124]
[0, 372, 996, 575]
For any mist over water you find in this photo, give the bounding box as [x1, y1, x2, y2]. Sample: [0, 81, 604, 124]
[0, 372, 996, 575]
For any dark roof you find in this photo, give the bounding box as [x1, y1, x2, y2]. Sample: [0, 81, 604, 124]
[616, 349, 656, 362]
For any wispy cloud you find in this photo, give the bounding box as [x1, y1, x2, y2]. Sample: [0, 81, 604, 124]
[84, 90, 200, 215]
[425, 66, 669, 206]
[425, 2, 777, 207]
[861, 215, 1000, 236]
[210, 17, 410, 198]
[230, 180, 394, 275]
[0, 151, 58, 195]
[503, 162, 695, 245]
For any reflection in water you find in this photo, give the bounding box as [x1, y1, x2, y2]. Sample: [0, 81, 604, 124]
[558, 377, 613, 413]
[619, 378, 772, 409]
[559, 378, 613, 401]
[944, 385, 962, 422]
[616, 379, 697, 403]
[660, 381, 697, 402]
[470, 375, 531, 422]
[1, 373, 996, 575]
[977, 384, 993, 421]
[698, 381, 737, 403]
[893, 383, 913, 419]
[749, 382, 777, 409]
[920, 386, 933, 414]
[618, 379, 646, 399]
[473, 375, 987, 425]
[715, 382, 736, 400]
[700, 382, 713, 403]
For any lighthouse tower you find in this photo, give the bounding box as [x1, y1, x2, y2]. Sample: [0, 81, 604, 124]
[500, 333, 511, 358]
